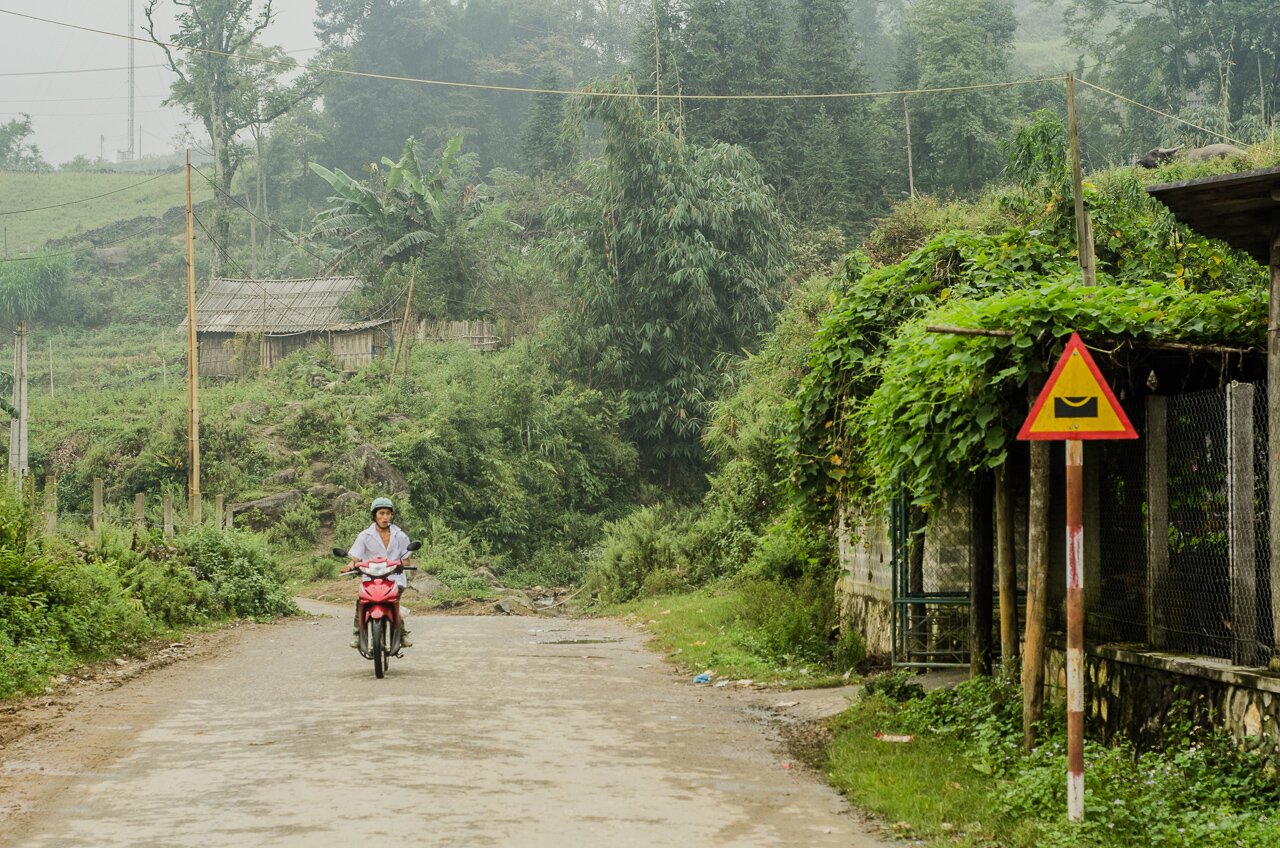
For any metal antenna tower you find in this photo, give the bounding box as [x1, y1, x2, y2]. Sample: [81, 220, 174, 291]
[127, 0, 136, 160]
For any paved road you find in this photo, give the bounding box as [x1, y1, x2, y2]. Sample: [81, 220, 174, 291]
[0, 601, 888, 847]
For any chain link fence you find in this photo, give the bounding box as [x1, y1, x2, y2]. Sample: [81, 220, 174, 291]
[1092, 383, 1276, 665]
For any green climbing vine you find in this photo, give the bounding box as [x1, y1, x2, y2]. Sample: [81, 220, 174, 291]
[783, 165, 1268, 516]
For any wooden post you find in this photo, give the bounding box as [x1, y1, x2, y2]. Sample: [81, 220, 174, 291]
[185, 150, 202, 525]
[971, 472, 995, 676]
[1066, 439, 1085, 822]
[1066, 73, 1098, 287]
[8, 320, 28, 487]
[225, 507, 234, 530]
[903, 96, 916, 198]
[134, 492, 145, 534]
[996, 462, 1019, 675]
[43, 473, 56, 536]
[1023, 440, 1051, 751]
[1146, 396, 1169, 649]
[391, 265, 417, 382]
[92, 478, 104, 532]
[47, 337, 53, 398]
[214, 495, 224, 529]
[1227, 382, 1265, 665]
[163, 493, 174, 540]
[1269, 229, 1280, 668]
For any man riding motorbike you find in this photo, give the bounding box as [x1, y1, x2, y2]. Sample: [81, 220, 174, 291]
[344, 497, 414, 649]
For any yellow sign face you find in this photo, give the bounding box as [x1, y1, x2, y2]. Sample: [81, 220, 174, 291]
[1018, 333, 1137, 440]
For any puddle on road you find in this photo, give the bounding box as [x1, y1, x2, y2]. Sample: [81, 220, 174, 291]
[539, 638, 623, 645]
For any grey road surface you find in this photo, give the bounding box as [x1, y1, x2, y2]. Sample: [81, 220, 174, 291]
[0, 600, 889, 847]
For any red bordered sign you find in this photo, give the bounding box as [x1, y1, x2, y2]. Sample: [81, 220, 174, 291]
[1017, 333, 1138, 441]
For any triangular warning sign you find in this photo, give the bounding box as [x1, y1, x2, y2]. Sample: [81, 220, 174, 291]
[1017, 333, 1137, 441]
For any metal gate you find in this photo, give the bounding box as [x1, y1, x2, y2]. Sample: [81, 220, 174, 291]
[890, 492, 973, 668]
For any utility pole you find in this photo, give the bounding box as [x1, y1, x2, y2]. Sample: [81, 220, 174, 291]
[390, 266, 417, 382]
[127, 0, 135, 160]
[904, 96, 916, 198]
[185, 150, 202, 523]
[7, 321, 28, 488]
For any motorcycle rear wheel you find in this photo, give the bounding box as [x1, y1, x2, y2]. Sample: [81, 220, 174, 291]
[370, 618, 385, 679]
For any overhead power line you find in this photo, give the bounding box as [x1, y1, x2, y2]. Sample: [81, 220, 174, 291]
[1075, 78, 1247, 147]
[0, 47, 316, 77]
[0, 169, 183, 216]
[0, 7, 1067, 102]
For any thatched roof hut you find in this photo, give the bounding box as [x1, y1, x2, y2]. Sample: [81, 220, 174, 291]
[180, 277, 392, 376]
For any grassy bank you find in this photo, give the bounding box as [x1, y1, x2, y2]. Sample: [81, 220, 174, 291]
[604, 587, 857, 688]
[0, 170, 208, 254]
[0, 484, 298, 699]
[824, 674, 1280, 847]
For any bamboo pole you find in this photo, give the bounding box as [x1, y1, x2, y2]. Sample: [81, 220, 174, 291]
[185, 151, 202, 524]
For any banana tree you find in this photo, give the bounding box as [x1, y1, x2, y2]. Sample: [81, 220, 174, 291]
[308, 134, 473, 273]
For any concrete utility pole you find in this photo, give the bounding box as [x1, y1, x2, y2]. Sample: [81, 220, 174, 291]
[7, 320, 28, 487]
[185, 151, 202, 523]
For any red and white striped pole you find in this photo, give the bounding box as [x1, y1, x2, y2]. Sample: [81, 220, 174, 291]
[1065, 439, 1085, 821]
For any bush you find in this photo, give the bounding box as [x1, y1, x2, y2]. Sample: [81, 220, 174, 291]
[271, 495, 320, 551]
[734, 577, 834, 665]
[584, 506, 688, 604]
[175, 526, 298, 620]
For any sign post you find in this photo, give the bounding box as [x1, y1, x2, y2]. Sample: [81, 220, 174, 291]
[1017, 332, 1137, 821]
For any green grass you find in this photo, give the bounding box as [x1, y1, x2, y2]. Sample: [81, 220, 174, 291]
[826, 694, 1036, 847]
[604, 588, 847, 687]
[0, 170, 210, 254]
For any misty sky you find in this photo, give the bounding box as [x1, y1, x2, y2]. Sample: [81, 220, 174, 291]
[0, 0, 319, 165]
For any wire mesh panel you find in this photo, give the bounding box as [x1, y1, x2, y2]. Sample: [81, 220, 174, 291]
[1254, 385, 1276, 659]
[1095, 402, 1148, 644]
[1164, 388, 1232, 658]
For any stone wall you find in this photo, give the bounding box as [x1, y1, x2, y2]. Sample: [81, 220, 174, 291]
[1044, 643, 1280, 767]
[835, 508, 894, 657]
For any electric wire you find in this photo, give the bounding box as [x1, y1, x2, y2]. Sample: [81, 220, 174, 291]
[190, 165, 331, 268]
[190, 209, 367, 330]
[0, 7, 1068, 102]
[1076, 78, 1249, 147]
[0, 168, 183, 216]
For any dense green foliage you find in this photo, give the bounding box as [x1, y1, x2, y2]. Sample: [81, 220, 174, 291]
[785, 145, 1272, 511]
[827, 676, 1280, 847]
[0, 115, 48, 172]
[547, 88, 790, 475]
[0, 484, 296, 698]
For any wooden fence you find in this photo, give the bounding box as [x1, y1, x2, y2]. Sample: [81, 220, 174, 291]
[416, 319, 510, 352]
[45, 476, 234, 541]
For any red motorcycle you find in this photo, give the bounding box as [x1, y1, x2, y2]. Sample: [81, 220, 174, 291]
[333, 541, 420, 678]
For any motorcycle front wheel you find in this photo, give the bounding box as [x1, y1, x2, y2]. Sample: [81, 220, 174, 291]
[370, 618, 385, 679]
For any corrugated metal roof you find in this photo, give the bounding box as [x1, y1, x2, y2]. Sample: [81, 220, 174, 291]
[178, 277, 393, 334]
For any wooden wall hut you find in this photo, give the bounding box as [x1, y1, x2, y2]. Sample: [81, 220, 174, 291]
[180, 277, 393, 377]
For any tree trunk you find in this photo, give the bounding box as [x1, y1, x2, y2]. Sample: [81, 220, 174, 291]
[1022, 440, 1050, 751]
[997, 461, 1019, 677]
[971, 472, 995, 677]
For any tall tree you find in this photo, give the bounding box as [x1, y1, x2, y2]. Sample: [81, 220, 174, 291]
[898, 0, 1018, 194]
[548, 84, 790, 479]
[0, 116, 48, 172]
[1059, 0, 1280, 144]
[145, 0, 318, 273]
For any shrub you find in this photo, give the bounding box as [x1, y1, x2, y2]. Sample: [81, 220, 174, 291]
[175, 526, 298, 620]
[584, 506, 688, 604]
[271, 495, 320, 551]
